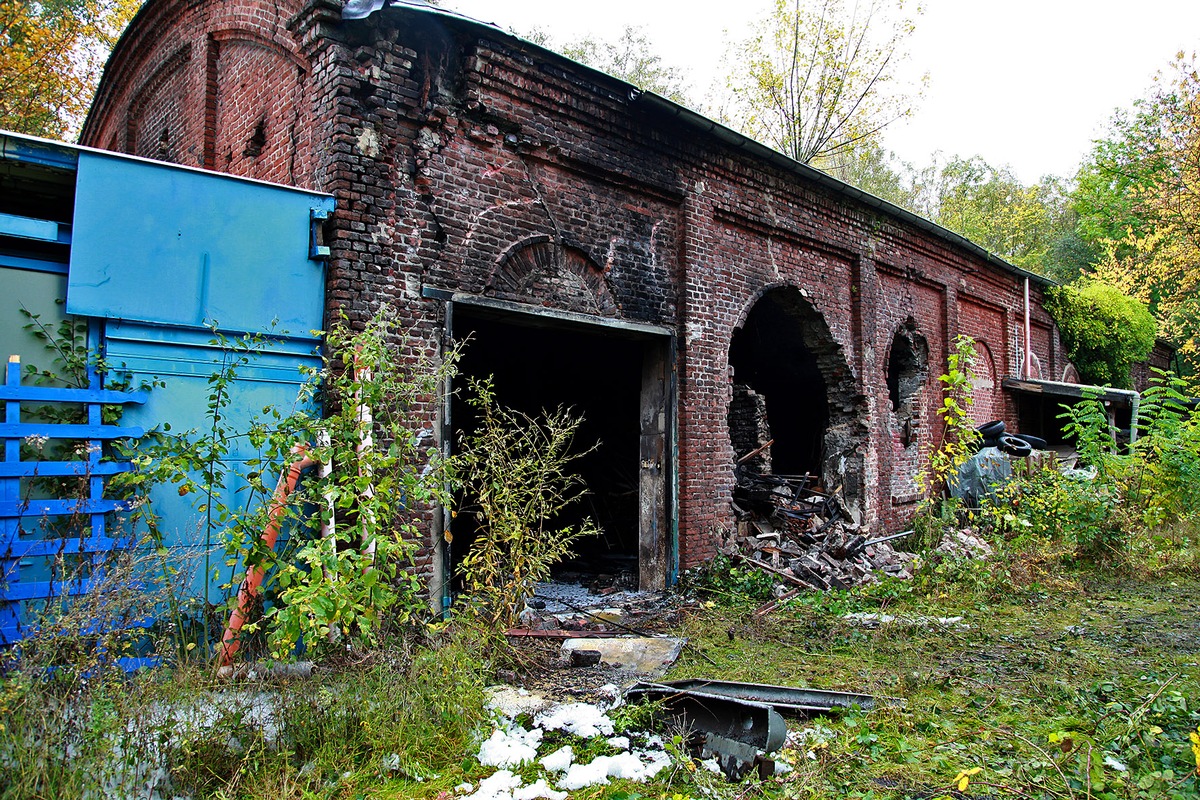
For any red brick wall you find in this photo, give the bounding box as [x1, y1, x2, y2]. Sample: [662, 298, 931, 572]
[82, 0, 314, 186]
[82, 0, 1082, 575]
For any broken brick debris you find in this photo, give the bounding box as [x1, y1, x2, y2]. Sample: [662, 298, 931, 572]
[727, 467, 917, 593]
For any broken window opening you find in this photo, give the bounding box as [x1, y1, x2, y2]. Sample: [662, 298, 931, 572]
[885, 322, 928, 448]
[728, 286, 868, 522]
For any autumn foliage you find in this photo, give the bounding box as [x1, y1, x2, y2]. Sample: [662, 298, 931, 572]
[1081, 54, 1200, 373]
[0, 0, 141, 139]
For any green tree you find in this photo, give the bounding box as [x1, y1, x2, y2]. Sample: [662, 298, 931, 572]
[923, 156, 1075, 274]
[526, 24, 692, 106]
[0, 0, 141, 138]
[812, 147, 1087, 279]
[1072, 52, 1200, 372]
[722, 0, 924, 164]
[811, 139, 920, 208]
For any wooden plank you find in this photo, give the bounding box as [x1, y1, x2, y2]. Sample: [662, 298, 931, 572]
[1, 578, 92, 601]
[0, 385, 148, 404]
[0, 461, 132, 478]
[0, 212, 68, 244]
[504, 629, 620, 639]
[0, 625, 23, 646]
[1, 536, 124, 559]
[0, 499, 131, 517]
[0, 422, 145, 440]
[639, 338, 670, 590]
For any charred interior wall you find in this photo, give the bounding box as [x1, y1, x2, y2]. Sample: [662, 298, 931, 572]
[82, 0, 1078, 575]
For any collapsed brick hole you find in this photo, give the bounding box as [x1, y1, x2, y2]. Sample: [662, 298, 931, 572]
[243, 119, 266, 158]
[728, 287, 866, 510]
[885, 322, 928, 448]
[448, 309, 649, 586]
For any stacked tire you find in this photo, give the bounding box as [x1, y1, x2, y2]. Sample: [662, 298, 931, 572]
[975, 420, 1044, 457]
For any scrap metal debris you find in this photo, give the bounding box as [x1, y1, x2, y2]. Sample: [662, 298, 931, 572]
[727, 466, 917, 591]
[648, 679, 897, 714]
[624, 679, 897, 780]
[625, 681, 786, 780]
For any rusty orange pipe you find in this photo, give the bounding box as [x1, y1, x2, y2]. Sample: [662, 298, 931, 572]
[218, 444, 315, 668]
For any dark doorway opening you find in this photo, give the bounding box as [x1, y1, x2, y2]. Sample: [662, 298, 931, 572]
[728, 290, 829, 479]
[1014, 393, 1134, 448]
[448, 307, 669, 588]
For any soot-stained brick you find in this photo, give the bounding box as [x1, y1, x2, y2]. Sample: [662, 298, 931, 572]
[83, 0, 1104, 578]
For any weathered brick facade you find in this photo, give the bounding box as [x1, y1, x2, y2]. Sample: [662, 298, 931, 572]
[83, 0, 1125, 587]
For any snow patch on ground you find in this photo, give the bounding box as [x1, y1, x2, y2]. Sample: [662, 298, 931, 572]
[471, 697, 673, 795]
[512, 779, 567, 800]
[539, 745, 574, 773]
[559, 750, 672, 790]
[462, 769, 522, 800]
[534, 702, 614, 738]
[477, 726, 543, 768]
[458, 765, 570, 800]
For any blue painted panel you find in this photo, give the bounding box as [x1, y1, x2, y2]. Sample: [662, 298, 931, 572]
[105, 322, 320, 599]
[0, 212, 69, 244]
[0, 134, 78, 170]
[68, 151, 334, 338]
[0, 254, 69, 274]
[0, 422, 144, 440]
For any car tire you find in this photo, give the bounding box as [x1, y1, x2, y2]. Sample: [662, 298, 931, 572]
[1012, 433, 1047, 451]
[999, 434, 1033, 458]
[976, 420, 1006, 439]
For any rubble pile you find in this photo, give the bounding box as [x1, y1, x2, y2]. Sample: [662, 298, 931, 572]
[514, 584, 678, 635]
[726, 466, 917, 591]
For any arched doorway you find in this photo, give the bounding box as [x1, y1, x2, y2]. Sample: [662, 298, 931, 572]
[727, 286, 867, 517]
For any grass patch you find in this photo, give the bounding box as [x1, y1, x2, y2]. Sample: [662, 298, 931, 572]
[0, 628, 489, 799]
[4, 538, 1199, 799]
[661, 561, 1200, 799]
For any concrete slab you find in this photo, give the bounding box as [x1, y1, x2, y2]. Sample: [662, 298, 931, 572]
[560, 636, 685, 677]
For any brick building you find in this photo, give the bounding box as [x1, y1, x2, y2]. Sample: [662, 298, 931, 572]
[80, 0, 1155, 594]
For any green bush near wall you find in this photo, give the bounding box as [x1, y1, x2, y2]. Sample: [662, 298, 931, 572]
[1045, 279, 1157, 388]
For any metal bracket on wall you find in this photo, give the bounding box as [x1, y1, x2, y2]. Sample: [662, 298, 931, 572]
[310, 207, 331, 260]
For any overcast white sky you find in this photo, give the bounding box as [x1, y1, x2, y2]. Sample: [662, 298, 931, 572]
[445, 0, 1200, 184]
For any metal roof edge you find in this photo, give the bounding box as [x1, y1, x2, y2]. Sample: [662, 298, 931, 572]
[0, 130, 335, 201]
[0, 132, 78, 170]
[631, 92, 1053, 288]
[1002, 377, 1140, 403]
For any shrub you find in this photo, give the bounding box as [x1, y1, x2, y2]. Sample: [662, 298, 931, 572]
[267, 309, 460, 658]
[454, 377, 600, 631]
[913, 335, 981, 551]
[988, 371, 1200, 570]
[1045, 279, 1156, 388]
[120, 306, 459, 661]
